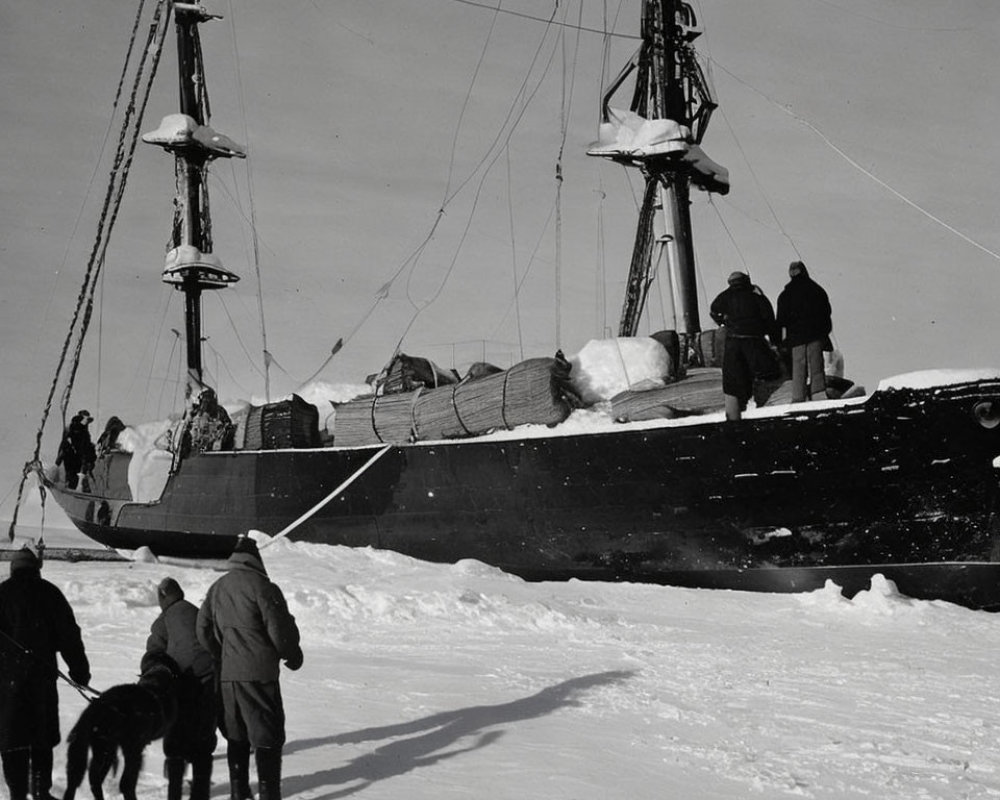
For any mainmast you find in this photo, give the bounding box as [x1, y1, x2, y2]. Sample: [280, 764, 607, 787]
[588, 0, 728, 339]
[143, 1, 245, 388]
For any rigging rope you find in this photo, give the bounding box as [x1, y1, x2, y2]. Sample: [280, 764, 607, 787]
[7, 0, 172, 542]
[504, 148, 525, 362]
[381, 3, 565, 374]
[227, 0, 271, 402]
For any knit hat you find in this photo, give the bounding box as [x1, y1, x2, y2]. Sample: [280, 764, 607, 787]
[788, 260, 805, 276]
[727, 271, 750, 287]
[10, 547, 40, 575]
[232, 535, 261, 558]
[156, 577, 184, 611]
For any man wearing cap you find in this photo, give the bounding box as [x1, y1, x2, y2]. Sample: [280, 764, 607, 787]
[710, 271, 781, 420]
[56, 411, 96, 491]
[197, 535, 302, 800]
[777, 260, 833, 403]
[0, 548, 90, 800]
[146, 578, 216, 800]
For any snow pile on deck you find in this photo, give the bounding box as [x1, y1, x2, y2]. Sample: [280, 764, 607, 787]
[568, 337, 672, 405]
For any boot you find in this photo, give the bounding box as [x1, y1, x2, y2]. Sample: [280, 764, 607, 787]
[1, 749, 30, 800]
[190, 753, 213, 800]
[254, 749, 281, 800]
[165, 757, 186, 800]
[28, 748, 57, 800]
[226, 741, 253, 800]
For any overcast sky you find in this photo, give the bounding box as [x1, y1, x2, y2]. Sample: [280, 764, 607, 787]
[2, 0, 998, 522]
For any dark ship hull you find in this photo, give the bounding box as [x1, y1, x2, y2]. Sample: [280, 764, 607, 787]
[44, 376, 1000, 609]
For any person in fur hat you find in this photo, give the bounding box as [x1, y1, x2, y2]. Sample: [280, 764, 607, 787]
[0, 548, 90, 800]
[146, 578, 216, 800]
[196, 535, 302, 800]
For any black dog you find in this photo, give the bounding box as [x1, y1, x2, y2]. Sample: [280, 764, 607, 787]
[64, 651, 180, 800]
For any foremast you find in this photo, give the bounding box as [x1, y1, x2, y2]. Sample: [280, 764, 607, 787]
[143, 2, 245, 388]
[589, 0, 728, 340]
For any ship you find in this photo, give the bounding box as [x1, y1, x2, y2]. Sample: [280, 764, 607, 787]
[11, 0, 1000, 609]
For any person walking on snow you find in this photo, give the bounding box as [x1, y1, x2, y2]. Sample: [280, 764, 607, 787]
[146, 578, 217, 800]
[197, 535, 303, 800]
[0, 548, 90, 800]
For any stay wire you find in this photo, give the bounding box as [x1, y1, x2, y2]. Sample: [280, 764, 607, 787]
[380, 3, 565, 372]
[710, 55, 1000, 263]
[227, 0, 270, 401]
[393, 7, 565, 352]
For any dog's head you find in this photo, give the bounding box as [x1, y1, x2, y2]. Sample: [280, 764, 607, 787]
[139, 650, 181, 688]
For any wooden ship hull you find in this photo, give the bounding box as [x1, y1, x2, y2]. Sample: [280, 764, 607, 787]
[42, 373, 1000, 608]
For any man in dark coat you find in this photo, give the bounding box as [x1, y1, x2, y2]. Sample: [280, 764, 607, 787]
[56, 411, 96, 491]
[709, 271, 781, 421]
[196, 536, 303, 800]
[146, 578, 217, 800]
[0, 548, 90, 800]
[776, 260, 833, 403]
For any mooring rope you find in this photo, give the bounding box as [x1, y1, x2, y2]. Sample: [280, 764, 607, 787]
[262, 444, 393, 546]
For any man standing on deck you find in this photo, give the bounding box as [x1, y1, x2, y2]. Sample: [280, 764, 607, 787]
[710, 271, 781, 421]
[0, 548, 91, 800]
[197, 535, 302, 800]
[776, 260, 833, 403]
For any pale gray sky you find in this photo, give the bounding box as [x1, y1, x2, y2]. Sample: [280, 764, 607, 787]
[2, 0, 999, 523]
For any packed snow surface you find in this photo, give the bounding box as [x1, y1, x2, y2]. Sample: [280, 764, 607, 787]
[6, 527, 1000, 800]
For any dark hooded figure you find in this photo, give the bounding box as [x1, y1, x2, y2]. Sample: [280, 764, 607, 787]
[776, 260, 833, 402]
[95, 416, 127, 458]
[146, 578, 217, 800]
[196, 536, 303, 800]
[709, 271, 781, 421]
[55, 410, 96, 491]
[0, 548, 90, 800]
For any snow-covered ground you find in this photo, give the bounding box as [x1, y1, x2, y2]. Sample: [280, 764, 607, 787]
[4, 525, 1000, 800]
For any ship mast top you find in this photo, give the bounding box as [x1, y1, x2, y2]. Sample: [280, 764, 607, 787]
[589, 0, 728, 341]
[142, 1, 245, 389]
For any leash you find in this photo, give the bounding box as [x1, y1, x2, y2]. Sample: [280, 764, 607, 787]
[0, 628, 101, 701]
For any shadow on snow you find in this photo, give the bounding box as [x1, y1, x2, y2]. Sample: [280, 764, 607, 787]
[278, 670, 636, 798]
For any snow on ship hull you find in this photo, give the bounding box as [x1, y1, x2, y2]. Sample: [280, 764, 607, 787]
[44, 376, 1000, 609]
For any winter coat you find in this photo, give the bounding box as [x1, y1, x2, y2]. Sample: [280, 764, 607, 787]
[776, 269, 832, 348]
[0, 568, 90, 749]
[196, 551, 302, 683]
[709, 282, 779, 342]
[147, 597, 214, 683]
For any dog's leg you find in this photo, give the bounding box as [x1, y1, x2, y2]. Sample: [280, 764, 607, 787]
[118, 745, 144, 800]
[87, 747, 112, 800]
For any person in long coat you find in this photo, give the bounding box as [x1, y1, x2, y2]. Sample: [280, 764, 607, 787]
[0, 548, 90, 800]
[196, 536, 302, 800]
[55, 411, 96, 491]
[709, 271, 781, 420]
[776, 260, 833, 402]
[146, 577, 217, 800]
